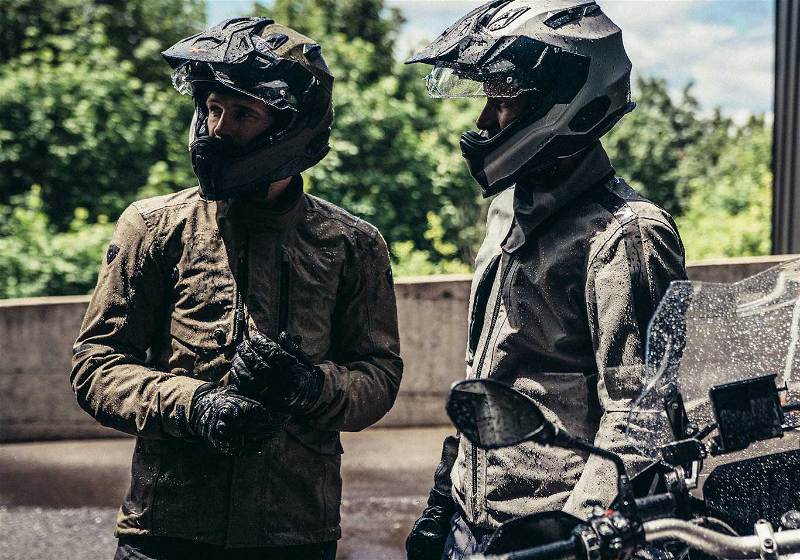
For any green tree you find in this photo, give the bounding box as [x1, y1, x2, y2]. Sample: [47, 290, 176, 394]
[676, 117, 772, 259]
[0, 187, 114, 298]
[603, 77, 707, 215]
[264, 0, 403, 81]
[0, 0, 203, 228]
[605, 76, 772, 260]
[0, 0, 205, 81]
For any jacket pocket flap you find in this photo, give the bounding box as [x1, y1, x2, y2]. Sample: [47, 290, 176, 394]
[285, 422, 343, 456]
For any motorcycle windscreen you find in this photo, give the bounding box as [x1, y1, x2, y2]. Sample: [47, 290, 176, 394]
[624, 258, 800, 530]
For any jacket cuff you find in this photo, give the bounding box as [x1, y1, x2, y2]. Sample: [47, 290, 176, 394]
[161, 375, 208, 438]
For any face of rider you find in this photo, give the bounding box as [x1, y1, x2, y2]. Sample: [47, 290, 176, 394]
[205, 90, 274, 146]
[205, 90, 292, 200]
[475, 91, 534, 138]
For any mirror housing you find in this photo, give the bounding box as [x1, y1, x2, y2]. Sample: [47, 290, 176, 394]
[446, 378, 556, 449]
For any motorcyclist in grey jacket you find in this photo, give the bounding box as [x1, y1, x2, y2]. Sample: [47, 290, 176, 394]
[404, 2, 687, 558]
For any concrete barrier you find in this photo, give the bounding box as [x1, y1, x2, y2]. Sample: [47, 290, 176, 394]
[1, 255, 797, 442]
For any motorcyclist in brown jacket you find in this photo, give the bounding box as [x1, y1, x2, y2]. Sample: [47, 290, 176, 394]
[404, 2, 687, 558]
[71, 18, 402, 560]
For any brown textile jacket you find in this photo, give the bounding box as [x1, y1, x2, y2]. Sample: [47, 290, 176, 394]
[451, 143, 687, 529]
[71, 178, 403, 547]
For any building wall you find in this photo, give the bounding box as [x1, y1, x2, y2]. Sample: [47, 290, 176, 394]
[0, 255, 796, 442]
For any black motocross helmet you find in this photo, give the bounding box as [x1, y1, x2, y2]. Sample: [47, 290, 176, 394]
[162, 17, 334, 200]
[406, 0, 634, 197]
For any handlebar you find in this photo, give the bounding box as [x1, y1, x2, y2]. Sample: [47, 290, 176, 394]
[470, 498, 800, 560]
[469, 536, 580, 560]
[635, 493, 677, 520]
[471, 494, 678, 560]
[644, 519, 800, 559]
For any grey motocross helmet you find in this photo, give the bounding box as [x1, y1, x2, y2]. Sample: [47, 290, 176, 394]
[162, 17, 334, 200]
[406, 0, 634, 197]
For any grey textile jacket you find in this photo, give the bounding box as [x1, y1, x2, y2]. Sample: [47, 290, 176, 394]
[71, 178, 402, 546]
[450, 143, 687, 529]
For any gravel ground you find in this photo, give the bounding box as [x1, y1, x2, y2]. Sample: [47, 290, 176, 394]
[0, 506, 118, 560]
[0, 427, 451, 560]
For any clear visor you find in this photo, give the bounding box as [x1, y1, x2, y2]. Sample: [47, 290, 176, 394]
[170, 62, 300, 112]
[424, 65, 534, 99]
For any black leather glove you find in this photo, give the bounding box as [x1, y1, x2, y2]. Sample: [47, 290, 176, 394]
[229, 330, 324, 415]
[188, 383, 283, 456]
[406, 435, 460, 560]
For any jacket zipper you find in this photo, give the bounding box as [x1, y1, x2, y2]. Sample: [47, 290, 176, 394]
[233, 239, 249, 345]
[471, 253, 516, 512]
[227, 236, 249, 545]
[278, 248, 290, 333]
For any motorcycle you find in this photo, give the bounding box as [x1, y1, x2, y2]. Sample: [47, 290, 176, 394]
[445, 258, 800, 560]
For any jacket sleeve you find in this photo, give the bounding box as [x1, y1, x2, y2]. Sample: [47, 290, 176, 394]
[563, 214, 686, 518]
[305, 229, 403, 431]
[70, 205, 204, 438]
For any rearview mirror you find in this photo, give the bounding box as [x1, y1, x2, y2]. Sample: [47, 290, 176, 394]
[446, 378, 555, 449]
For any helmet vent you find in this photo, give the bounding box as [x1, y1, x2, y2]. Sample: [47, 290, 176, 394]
[487, 6, 530, 31]
[478, 1, 513, 28]
[544, 3, 599, 29]
[263, 33, 289, 50]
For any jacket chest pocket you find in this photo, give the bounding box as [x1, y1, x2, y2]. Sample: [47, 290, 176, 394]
[167, 313, 233, 381]
[164, 256, 235, 379]
[280, 247, 341, 361]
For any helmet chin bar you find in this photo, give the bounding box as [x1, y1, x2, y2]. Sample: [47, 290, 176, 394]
[189, 103, 333, 201]
[460, 91, 562, 198]
[463, 99, 634, 199]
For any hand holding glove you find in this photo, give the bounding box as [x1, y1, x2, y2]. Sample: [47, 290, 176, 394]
[188, 383, 284, 456]
[228, 331, 324, 415]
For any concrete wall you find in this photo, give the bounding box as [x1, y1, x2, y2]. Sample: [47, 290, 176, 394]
[0, 255, 797, 442]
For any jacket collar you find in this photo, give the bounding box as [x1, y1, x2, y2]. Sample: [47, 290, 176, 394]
[502, 143, 615, 253]
[216, 175, 306, 233]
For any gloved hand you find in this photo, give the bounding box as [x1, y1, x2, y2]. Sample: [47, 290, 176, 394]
[188, 383, 284, 456]
[406, 435, 460, 559]
[406, 488, 456, 560]
[228, 330, 324, 415]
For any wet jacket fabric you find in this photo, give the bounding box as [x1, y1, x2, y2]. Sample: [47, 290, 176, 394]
[451, 143, 687, 529]
[71, 177, 403, 547]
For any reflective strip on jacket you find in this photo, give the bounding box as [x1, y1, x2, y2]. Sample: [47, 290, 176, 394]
[71, 178, 403, 547]
[451, 143, 687, 529]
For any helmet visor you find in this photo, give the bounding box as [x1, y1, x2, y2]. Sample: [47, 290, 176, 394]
[424, 65, 535, 99]
[171, 61, 302, 112]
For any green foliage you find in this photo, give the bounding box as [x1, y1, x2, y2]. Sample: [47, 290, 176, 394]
[0, 0, 205, 81]
[603, 77, 704, 216]
[262, 0, 403, 80]
[604, 76, 772, 261]
[391, 241, 471, 276]
[0, 38, 196, 228]
[676, 117, 772, 259]
[0, 0, 202, 228]
[0, 187, 113, 298]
